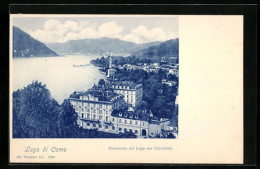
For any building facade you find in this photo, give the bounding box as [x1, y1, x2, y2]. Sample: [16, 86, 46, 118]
[68, 88, 174, 138]
[111, 109, 170, 137]
[110, 81, 143, 107]
[69, 90, 127, 132]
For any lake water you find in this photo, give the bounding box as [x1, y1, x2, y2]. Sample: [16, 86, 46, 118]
[12, 55, 105, 104]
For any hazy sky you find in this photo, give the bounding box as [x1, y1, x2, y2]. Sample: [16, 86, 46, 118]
[12, 15, 178, 44]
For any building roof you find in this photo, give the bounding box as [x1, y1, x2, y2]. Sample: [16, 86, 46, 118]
[111, 109, 170, 125]
[69, 89, 123, 103]
[111, 109, 151, 121]
[109, 81, 142, 90]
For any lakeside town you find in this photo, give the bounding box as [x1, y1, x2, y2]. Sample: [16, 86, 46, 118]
[68, 55, 179, 138]
[12, 17, 179, 139]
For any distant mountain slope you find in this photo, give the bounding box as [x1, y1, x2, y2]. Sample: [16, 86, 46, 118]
[130, 41, 162, 52]
[46, 38, 162, 55]
[132, 38, 179, 62]
[13, 26, 58, 58]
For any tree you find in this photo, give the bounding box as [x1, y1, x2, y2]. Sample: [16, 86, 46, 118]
[98, 79, 106, 86]
[58, 99, 78, 138]
[158, 69, 168, 80]
[12, 81, 60, 138]
[12, 89, 23, 137]
[167, 74, 178, 81]
[167, 133, 175, 138]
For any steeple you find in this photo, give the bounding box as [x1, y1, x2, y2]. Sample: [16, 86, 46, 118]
[109, 56, 112, 69]
[107, 56, 116, 80]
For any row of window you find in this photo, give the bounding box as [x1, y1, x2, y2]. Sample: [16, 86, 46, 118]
[113, 85, 131, 90]
[119, 128, 138, 134]
[117, 118, 145, 126]
[77, 107, 110, 115]
[114, 90, 142, 103]
[81, 113, 109, 122]
[114, 90, 136, 95]
[82, 122, 139, 134]
[83, 122, 108, 129]
[83, 122, 114, 130]
[118, 119, 138, 125]
[74, 101, 122, 112]
[80, 115, 145, 126]
[126, 94, 134, 99]
[71, 101, 112, 109]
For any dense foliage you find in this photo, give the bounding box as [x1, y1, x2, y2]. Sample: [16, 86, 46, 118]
[113, 69, 178, 120]
[13, 81, 60, 138]
[12, 81, 136, 138]
[90, 55, 152, 69]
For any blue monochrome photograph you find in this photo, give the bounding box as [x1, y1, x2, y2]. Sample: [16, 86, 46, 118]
[12, 16, 179, 139]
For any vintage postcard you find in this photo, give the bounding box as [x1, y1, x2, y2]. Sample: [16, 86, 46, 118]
[9, 14, 243, 164]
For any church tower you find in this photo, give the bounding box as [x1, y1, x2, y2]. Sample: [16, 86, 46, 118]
[109, 56, 112, 69]
[107, 56, 116, 79]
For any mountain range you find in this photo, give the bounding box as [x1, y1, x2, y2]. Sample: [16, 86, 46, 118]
[46, 38, 162, 55]
[12, 26, 58, 58]
[133, 38, 179, 62]
[12, 26, 179, 60]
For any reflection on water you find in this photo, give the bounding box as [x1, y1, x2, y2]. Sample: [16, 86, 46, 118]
[12, 55, 105, 104]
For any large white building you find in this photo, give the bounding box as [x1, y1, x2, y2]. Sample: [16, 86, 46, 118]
[69, 89, 127, 131]
[69, 88, 174, 138]
[109, 81, 143, 107]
